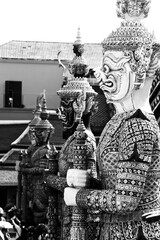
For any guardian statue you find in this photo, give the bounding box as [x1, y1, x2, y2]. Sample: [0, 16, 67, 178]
[64, 1, 160, 239]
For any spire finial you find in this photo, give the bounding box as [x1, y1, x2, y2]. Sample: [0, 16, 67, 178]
[41, 89, 47, 114]
[29, 92, 43, 128]
[35, 90, 54, 130]
[74, 27, 82, 45]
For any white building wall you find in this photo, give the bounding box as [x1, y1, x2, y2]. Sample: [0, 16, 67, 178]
[0, 60, 63, 109]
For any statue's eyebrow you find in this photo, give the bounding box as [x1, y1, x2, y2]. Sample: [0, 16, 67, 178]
[103, 55, 130, 70]
[104, 54, 122, 63]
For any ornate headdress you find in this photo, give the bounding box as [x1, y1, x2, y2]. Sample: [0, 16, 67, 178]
[34, 90, 54, 131]
[102, 21, 153, 52]
[116, 0, 151, 20]
[57, 28, 97, 123]
[29, 93, 43, 128]
[32, 91, 54, 144]
[101, 0, 156, 89]
[57, 28, 97, 100]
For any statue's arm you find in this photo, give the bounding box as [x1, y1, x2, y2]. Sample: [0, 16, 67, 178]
[86, 140, 102, 188]
[76, 161, 148, 213]
[21, 166, 44, 174]
[46, 175, 68, 192]
[75, 116, 157, 213]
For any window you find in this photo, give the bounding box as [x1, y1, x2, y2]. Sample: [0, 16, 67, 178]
[5, 81, 22, 108]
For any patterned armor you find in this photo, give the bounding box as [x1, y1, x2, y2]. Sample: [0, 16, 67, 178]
[76, 109, 160, 240]
[46, 128, 98, 240]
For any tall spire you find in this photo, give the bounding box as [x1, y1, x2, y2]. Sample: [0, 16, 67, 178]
[68, 27, 88, 77]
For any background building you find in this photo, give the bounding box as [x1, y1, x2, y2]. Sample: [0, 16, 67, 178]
[0, 40, 112, 208]
[0, 40, 102, 110]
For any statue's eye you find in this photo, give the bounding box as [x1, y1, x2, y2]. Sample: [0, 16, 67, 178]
[119, 67, 125, 72]
[103, 65, 110, 74]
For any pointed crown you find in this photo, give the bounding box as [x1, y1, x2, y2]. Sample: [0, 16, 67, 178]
[102, 21, 154, 52]
[29, 94, 42, 128]
[101, 0, 156, 89]
[34, 90, 54, 130]
[102, 0, 154, 52]
[57, 28, 97, 99]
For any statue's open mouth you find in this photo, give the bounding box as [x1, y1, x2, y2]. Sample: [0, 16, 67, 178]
[104, 80, 114, 88]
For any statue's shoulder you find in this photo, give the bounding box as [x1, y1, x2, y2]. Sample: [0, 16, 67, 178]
[126, 109, 152, 121]
[123, 109, 158, 133]
[119, 109, 158, 163]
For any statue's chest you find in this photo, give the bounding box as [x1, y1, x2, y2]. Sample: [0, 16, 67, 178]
[97, 119, 122, 189]
[99, 138, 120, 189]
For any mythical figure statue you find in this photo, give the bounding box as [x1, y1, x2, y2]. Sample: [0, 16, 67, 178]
[45, 29, 100, 240]
[21, 92, 58, 225]
[64, 1, 160, 240]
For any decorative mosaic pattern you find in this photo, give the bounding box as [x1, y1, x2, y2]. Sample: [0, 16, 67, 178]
[76, 110, 160, 240]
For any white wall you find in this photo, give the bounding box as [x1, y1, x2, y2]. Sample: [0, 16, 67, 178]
[0, 60, 64, 109]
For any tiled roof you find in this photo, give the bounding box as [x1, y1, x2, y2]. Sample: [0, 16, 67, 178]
[0, 40, 103, 69]
[11, 114, 65, 149]
[0, 122, 29, 152]
[0, 148, 24, 164]
[0, 170, 17, 185]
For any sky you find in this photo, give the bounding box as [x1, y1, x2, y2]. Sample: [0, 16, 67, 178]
[0, 0, 160, 45]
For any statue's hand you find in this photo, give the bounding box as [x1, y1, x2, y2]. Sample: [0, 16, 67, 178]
[64, 187, 79, 206]
[67, 169, 90, 188]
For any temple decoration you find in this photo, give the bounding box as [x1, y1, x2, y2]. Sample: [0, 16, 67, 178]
[150, 67, 160, 125]
[101, 21, 154, 91]
[64, 1, 160, 240]
[44, 156, 58, 240]
[27, 92, 43, 153]
[29, 92, 43, 127]
[116, 0, 151, 21]
[45, 29, 99, 240]
[20, 93, 43, 223]
[20, 91, 58, 227]
[57, 27, 97, 126]
[30, 91, 58, 224]
[58, 29, 98, 240]
[69, 123, 88, 240]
